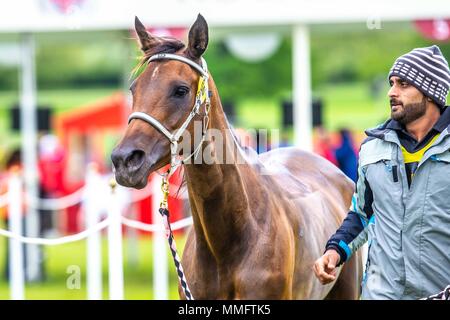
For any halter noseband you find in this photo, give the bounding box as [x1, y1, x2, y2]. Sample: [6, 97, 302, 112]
[127, 53, 211, 175]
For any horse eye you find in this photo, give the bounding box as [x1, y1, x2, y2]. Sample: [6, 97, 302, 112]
[173, 86, 189, 98]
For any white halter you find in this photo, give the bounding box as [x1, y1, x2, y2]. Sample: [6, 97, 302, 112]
[127, 53, 211, 176]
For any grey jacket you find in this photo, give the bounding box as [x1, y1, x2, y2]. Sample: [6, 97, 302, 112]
[326, 117, 450, 299]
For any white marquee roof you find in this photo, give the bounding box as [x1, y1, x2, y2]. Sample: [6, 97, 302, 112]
[1, 0, 450, 33]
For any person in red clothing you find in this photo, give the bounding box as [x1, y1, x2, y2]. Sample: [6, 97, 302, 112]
[314, 126, 338, 166]
[38, 134, 66, 235]
[38, 134, 66, 200]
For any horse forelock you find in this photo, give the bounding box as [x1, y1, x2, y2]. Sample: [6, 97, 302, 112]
[144, 37, 185, 59]
[132, 37, 186, 76]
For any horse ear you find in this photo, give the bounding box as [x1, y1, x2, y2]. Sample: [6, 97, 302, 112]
[186, 14, 209, 59]
[134, 16, 157, 52]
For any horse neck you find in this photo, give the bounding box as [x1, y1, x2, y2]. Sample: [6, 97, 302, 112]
[183, 80, 251, 260]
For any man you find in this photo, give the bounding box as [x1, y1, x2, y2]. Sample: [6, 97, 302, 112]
[313, 45, 450, 299]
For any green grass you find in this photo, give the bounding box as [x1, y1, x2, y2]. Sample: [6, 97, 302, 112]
[0, 221, 188, 300]
[237, 98, 281, 130]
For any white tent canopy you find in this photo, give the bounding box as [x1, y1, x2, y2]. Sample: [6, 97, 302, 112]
[1, 0, 450, 32]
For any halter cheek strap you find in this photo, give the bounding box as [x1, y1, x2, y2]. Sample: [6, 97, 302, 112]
[127, 54, 211, 176]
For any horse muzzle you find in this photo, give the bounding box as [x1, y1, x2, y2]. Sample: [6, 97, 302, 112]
[111, 145, 150, 189]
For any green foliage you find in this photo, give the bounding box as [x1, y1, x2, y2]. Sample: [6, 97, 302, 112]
[205, 38, 292, 102]
[36, 40, 124, 89]
[0, 67, 18, 90]
[310, 22, 450, 88]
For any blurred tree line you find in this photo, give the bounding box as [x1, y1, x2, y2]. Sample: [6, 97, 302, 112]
[309, 23, 450, 87]
[1, 22, 449, 101]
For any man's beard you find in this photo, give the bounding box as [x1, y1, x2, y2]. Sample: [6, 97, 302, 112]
[390, 96, 427, 125]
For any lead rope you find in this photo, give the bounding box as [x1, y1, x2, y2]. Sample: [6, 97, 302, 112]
[421, 285, 450, 300]
[159, 171, 194, 300]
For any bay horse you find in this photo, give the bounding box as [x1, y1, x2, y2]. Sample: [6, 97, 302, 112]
[111, 14, 363, 299]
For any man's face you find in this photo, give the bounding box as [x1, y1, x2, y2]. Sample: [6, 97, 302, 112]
[388, 76, 427, 125]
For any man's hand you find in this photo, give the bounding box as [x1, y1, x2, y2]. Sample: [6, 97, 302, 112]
[313, 249, 341, 284]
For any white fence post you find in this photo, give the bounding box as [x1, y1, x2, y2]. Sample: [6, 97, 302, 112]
[8, 170, 25, 300]
[21, 33, 41, 282]
[84, 164, 103, 300]
[152, 175, 168, 300]
[292, 24, 312, 151]
[107, 178, 124, 300]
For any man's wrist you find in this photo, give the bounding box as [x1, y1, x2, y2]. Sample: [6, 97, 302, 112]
[325, 242, 346, 266]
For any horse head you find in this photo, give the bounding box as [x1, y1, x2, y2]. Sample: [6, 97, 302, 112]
[111, 14, 209, 189]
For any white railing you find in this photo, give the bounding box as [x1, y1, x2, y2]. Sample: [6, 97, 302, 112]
[0, 165, 192, 300]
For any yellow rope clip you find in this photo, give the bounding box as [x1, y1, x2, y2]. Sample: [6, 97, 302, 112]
[160, 177, 170, 209]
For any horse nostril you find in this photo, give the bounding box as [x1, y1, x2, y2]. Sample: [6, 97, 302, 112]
[125, 149, 146, 170]
[111, 148, 146, 172]
[111, 149, 124, 169]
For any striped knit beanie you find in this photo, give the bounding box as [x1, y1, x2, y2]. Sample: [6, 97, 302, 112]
[388, 45, 450, 107]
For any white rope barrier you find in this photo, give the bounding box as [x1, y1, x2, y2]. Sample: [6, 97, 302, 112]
[0, 176, 185, 210]
[0, 218, 111, 245]
[1, 167, 189, 301]
[121, 216, 193, 232]
[168, 216, 193, 230]
[25, 187, 85, 211]
[0, 188, 85, 211]
[0, 213, 192, 245]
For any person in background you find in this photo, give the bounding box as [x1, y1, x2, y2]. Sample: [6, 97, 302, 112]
[314, 126, 338, 166]
[334, 128, 358, 182]
[38, 134, 66, 237]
